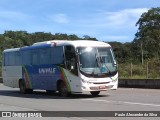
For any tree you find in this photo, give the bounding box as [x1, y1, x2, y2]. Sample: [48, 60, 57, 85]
[30, 32, 53, 44]
[83, 35, 97, 41]
[68, 34, 80, 40]
[132, 7, 160, 61]
[3, 30, 30, 46]
[108, 42, 132, 63]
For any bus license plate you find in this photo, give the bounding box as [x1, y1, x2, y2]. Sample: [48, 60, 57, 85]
[99, 86, 106, 89]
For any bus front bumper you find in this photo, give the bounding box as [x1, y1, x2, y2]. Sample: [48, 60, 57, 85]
[81, 80, 118, 92]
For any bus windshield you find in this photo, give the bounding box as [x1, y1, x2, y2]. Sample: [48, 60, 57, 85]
[77, 47, 117, 76]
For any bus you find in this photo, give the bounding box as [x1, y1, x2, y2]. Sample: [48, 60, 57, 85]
[2, 40, 118, 97]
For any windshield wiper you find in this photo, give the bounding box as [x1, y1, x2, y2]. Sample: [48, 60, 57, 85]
[95, 48, 112, 74]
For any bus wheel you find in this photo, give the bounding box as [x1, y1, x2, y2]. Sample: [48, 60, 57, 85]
[27, 89, 33, 93]
[19, 80, 27, 94]
[90, 91, 100, 96]
[59, 82, 69, 97]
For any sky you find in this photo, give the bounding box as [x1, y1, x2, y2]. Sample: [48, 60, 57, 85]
[0, 0, 160, 42]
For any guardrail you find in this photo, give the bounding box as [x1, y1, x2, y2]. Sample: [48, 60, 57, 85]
[119, 79, 160, 89]
[1, 78, 160, 89]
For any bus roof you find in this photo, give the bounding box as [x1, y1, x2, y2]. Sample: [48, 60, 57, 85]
[3, 40, 111, 52]
[33, 40, 111, 48]
[3, 48, 20, 53]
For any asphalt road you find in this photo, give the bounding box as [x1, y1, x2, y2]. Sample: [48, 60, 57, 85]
[0, 83, 160, 120]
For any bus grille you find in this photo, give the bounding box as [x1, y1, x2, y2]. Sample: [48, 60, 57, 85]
[93, 82, 110, 84]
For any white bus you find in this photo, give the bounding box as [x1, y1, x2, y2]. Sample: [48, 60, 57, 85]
[2, 40, 118, 96]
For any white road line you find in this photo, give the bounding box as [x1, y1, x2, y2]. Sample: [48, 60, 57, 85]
[83, 99, 110, 102]
[123, 101, 160, 107]
[82, 99, 160, 107]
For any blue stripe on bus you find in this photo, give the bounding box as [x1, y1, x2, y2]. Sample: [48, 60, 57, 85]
[23, 65, 62, 90]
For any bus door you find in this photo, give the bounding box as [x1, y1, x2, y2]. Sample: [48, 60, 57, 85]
[65, 46, 81, 92]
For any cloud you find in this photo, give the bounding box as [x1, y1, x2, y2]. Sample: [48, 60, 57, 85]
[0, 10, 32, 23]
[0, 10, 37, 33]
[66, 8, 149, 42]
[106, 8, 149, 27]
[0, 10, 35, 31]
[76, 8, 149, 29]
[48, 13, 69, 23]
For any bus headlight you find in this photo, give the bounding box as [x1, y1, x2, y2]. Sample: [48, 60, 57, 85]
[82, 86, 86, 89]
[81, 79, 87, 83]
[112, 78, 118, 82]
[81, 79, 92, 84]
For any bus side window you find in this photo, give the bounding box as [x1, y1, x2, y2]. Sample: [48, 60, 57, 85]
[2, 53, 5, 66]
[39, 48, 51, 65]
[4, 53, 9, 66]
[22, 50, 31, 65]
[8, 52, 15, 66]
[32, 50, 39, 65]
[51, 47, 64, 65]
[65, 46, 77, 75]
[15, 51, 22, 65]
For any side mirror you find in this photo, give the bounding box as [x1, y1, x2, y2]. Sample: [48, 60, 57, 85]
[113, 60, 117, 66]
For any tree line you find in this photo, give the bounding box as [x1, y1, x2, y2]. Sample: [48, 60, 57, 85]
[0, 31, 97, 50]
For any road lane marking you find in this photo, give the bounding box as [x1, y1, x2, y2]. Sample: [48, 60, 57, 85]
[82, 99, 160, 107]
[123, 101, 160, 107]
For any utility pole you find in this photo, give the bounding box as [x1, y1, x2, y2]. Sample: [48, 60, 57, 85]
[146, 61, 148, 78]
[131, 62, 132, 78]
[141, 42, 144, 65]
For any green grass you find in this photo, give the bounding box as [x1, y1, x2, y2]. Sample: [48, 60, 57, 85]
[118, 60, 160, 79]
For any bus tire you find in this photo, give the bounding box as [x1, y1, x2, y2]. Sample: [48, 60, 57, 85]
[27, 89, 33, 93]
[19, 80, 27, 94]
[58, 81, 69, 97]
[90, 91, 100, 96]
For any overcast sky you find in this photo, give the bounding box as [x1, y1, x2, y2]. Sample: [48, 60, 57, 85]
[0, 0, 159, 42]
